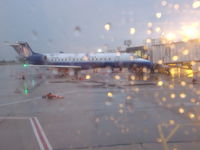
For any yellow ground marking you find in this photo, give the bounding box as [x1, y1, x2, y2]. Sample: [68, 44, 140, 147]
[158, 125, 169, 150]
[157, 123, 200, 150]
[165, 124, 180, 142]
[158, 124, 180, 150]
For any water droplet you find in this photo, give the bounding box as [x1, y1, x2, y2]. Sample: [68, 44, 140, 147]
[104, 23, 111, 31]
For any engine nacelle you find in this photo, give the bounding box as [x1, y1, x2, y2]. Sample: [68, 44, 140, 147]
[28, 54, 47, 65]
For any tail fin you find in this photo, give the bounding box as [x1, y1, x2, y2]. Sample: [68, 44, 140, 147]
[10, 42, 34, 58]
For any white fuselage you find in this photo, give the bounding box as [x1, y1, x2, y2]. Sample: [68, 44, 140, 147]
[43, 52, 152, 69]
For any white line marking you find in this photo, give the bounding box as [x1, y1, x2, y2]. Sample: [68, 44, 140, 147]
[0, 97, 41, 107]
[30, 117, 53, 150]
[0, 116, 30, 120]
[0, 116, 52, 150]
[34, 117, 53, 150]
[30, 118, 45, 150]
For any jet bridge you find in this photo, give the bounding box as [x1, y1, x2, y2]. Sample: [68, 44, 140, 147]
[149, 38, 200, 80]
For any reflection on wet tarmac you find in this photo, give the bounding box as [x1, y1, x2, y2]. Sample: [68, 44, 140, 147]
[1, 65, 200, 150]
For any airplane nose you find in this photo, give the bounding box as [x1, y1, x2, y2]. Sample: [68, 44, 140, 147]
[143, 60, 153, 69]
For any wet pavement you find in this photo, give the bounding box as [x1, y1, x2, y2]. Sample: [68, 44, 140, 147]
[0, 65, 200, 150]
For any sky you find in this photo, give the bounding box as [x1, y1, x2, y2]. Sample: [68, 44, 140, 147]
[0, 0, 199, 60]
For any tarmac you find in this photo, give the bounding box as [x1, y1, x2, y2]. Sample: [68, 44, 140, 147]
[0, 65, 200, 150]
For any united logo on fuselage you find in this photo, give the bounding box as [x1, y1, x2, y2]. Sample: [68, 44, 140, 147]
[22, 46, 31, 57]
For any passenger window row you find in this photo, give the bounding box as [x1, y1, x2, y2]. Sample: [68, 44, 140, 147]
[50, 57, 114, 62]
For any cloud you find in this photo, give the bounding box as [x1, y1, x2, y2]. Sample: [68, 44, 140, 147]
[0, 0, 199, 59]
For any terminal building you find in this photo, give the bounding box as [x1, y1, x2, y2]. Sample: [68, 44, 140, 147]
[149, 38, 200, 79]
[126, 38, 200, 79]
[149, 38, 200, 64]
[126, 46, 149, 59]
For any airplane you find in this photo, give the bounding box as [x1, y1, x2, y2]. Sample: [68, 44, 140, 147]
[10, 42, 153, 76]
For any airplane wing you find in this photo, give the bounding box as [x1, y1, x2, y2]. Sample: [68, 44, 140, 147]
[28, 64, 81, 69]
